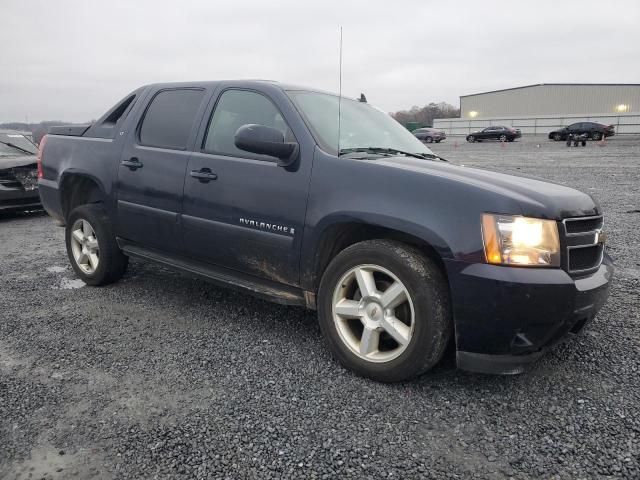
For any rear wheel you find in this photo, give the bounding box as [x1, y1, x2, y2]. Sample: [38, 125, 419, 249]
[317, 240, 451, 382]
[65, 204, 128, 286]
[467, 135, 475, 143]
[425, 136, 433, 143]
[499, 134, 507, 142]
[592, 132, 602, 141]
[553, 133, 562, 141]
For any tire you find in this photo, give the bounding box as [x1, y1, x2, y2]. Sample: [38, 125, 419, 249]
[467, 135, 475, 143]
[65, 204, 128, 286]
[553, 133, 562, 141]
[425, 136, 433, 144]
[499, 134, 507, 142]
[591, 132, 602, 141]
[317, 240, 452, 382]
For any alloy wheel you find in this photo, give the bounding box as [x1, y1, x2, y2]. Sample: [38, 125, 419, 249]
[331, 264, 415, 363]
[70, 219, 100, 274]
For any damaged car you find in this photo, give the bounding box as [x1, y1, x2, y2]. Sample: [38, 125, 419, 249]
[0, 131, 41, 213]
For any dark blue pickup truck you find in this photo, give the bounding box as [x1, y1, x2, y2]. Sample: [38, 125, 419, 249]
[37, 80, 612, 381]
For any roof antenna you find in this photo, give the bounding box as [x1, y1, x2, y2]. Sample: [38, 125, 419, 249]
[338, 26, 343, 155]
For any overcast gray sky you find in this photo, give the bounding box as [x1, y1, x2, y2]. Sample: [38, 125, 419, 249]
[2, 0, 639, 123]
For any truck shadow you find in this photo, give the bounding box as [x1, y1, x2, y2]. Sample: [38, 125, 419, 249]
[0, 209, 46, 223]
[118, 259, 521, 392]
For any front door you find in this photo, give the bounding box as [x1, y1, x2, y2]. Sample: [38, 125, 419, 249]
[182, 88, 311, 286]
[117, 88, 207, 253]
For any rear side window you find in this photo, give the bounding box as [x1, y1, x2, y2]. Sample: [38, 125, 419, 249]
[203, 89, 293, 158]
[139, 89, 205, 150]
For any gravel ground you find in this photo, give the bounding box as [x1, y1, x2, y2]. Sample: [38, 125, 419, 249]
[1, 135, 638, 479]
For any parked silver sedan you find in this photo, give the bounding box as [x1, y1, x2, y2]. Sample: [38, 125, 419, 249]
[412, 127, 446, 144]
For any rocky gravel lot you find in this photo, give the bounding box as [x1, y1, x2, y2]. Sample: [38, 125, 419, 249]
[1, 135, 639, 479]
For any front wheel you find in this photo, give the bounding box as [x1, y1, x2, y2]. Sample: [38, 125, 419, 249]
[553, 133, 562, 141]
[65, 204, 128, 286]
[467, 135, 475, 143]
[317, 240, 452, 382]
[499, 134, 507, 142]
[592, 132, 602, 141]
[425, 136, 433, 143]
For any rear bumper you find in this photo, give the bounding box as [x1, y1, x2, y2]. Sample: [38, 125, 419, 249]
[37, 178, 65, 223]
[445, 255, 613, 374]
[0, 188, 41, 212]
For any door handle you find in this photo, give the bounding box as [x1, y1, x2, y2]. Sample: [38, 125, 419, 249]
[122, 157, 143, 170]
[190, 168, 218, 183]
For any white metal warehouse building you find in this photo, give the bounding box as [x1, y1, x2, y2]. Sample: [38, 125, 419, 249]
[433, 83, 640, 136]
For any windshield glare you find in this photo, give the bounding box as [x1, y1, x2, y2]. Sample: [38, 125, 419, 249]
[0, 134, 37, 157]
[288, 91, 433, 156]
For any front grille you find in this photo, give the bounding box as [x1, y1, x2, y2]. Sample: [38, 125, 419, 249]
[565, 216, 603, 234]
[0, 169, 22, 189]
[562, 215, 605, 276]
[569, 245, 601, 271]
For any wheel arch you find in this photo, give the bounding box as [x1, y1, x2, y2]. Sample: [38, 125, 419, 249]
[59, 171, 108, 221]
[303, 214, 454, 293]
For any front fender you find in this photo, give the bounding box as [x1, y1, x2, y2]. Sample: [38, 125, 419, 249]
[299, 211, 456, 291]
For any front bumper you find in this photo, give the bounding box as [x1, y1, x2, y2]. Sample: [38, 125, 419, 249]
[444, 255, 613, 374]
[0, 187, 41, 212]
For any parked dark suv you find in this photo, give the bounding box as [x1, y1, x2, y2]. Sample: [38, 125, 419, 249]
[466, 126, 521, 143]
[38, 80, 612, 382]
[549, 122, 615, 141]
[412, 127, 446, 143]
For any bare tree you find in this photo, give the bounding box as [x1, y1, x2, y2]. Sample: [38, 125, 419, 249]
[391, 102, 460, 129]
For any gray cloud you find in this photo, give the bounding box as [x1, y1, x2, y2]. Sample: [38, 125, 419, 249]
[2, 0, 639, 122]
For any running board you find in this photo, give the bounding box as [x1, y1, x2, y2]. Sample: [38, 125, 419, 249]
[119, 241, 306, 307]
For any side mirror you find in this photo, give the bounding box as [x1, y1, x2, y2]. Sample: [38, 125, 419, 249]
[234, 124, 298, 166]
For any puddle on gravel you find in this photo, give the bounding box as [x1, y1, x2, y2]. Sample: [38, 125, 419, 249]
[55, 278, 86, 290]
[46, 266, 67, 273]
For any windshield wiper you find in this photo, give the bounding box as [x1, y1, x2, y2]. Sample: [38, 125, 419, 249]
[0, 140, 34, 156]
[339, 147, 447, 161]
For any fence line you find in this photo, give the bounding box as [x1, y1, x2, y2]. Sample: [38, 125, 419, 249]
[433, 113, 640, 136]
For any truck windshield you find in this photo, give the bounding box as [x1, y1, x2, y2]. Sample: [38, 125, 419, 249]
[287, 91, 434, 157]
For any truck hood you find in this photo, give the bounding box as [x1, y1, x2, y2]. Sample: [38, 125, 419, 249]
[0, 154, 37, 169]
[376, 157, 600, 220]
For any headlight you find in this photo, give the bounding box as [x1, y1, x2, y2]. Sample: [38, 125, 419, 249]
[481, 214, 560, 267]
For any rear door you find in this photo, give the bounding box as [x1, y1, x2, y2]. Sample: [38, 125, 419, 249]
[182, 87, 312, 286]
[117, 87, 207, 254]
[583, 122, 596, 135]
[483, 127, 496, 139]
[567, 123, 582, 135]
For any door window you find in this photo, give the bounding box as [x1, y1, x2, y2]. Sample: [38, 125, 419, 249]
[138, 89, 205, 150]
[203, 89, 293, 159]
